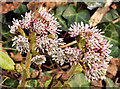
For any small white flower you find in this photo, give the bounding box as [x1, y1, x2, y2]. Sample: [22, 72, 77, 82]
[12, 35, 29, 53]
[64, 47, 81, 65]
[31, 55, 46, 65]
[20, 11, 33, 29]
[8, 18, 21, 34]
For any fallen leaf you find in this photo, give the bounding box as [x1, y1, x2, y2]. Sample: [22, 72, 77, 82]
[91, 80, 103, 87]
[38, 75, 51, 87]
[111, 3, 117, 10]
[89, 0, 113, 26]
[27, 2, 43, 12]
[1, 2, 23, 14]
[27, 1, 68, 12]
[30, 71, 39, 79]
[106, 58, 119, 79]
[10, 52, 22, 61]
[61, 73, 69, 81]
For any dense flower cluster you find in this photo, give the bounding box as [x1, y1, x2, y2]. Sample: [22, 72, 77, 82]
[9, 6, 65, 65]
[68, 22, 113, 81]
[12, 35, 29, 53]
[9, 6, 113, 81]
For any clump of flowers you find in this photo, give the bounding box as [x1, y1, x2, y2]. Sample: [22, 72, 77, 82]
[68, 22, 113, 81]
[9, 7, 65, 65]
[9, 6, 113, 86]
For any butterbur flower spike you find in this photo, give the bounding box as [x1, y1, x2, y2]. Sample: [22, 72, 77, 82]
[12, 35, 29, 53]
[68, 22, 113, 81]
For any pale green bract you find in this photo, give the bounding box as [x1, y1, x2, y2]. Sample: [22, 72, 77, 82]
[0, 51, 15, 70]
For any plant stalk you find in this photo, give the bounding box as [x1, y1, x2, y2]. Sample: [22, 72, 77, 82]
[18, 52, 32, 88]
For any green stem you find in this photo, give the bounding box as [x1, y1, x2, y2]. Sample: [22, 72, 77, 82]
[18, 52, 32, 88]
[18, 30, 35, 88]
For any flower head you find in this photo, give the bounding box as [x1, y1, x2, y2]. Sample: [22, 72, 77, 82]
[68, 22, 113, 81]
[8, 18, 21, 34]
[12, 35, 29, 53]
[31, 55, 46, 65]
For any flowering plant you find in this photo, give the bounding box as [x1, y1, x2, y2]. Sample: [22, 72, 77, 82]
[7, 6, 114, 88]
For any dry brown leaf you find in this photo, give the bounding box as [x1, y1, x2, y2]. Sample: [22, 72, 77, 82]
[27, 2, 43, 12]
[89, 0, 113, 26]
[106, 58, 119, 79]
[91, 80, 103, 87]
[111, 3, 117, 10]
[10, 52, 22, 61]
[27, 1, 68, 12]
[61, 73, 69, 81]
[1, 2, 23, 14]
[38, 75, 51, 87]
[0, 43, 8, 55]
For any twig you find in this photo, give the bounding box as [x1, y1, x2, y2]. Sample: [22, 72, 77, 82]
[55, 62, 62, 71]
[49, 63, 56, 68]
[49, 59, 55, 69]
[3, 47, 18, 50]
[115, 77, 120, 86]
[112, 17, 120, 24]
[59, 40, 77, 48]
[0, 84, 16, 89]
[42, 64, 53, 70]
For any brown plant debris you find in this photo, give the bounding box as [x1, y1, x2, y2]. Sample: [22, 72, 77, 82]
[89, 0, 113, 26]
[106, 58, 119, 79]
[1, 2, 23, 14]
[91, 80, 103, 87]
[38, 75, 51, 87]
[10, 52, 22, 61]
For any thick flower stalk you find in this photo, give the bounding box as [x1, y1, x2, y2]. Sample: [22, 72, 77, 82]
[9, 6, 65, 88]
[68, 22, 113, 81]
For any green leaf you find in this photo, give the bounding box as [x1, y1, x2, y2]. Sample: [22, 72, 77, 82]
[3, 79, 19, 88]
[110, 46, 120, 58]
[68, 73, 90, 88]
[13, 4, 27, 14]
[45, 77, 52, 88]
[62, 4, 76, 25]
[55, 5, 68, 31]
[101, 9, 119, 23]
[77, 10, 90, 24]
[0, 51, 15, 70]
[1, 15, 13, 39]
[63, 4, 90, 25]
[106, 78, 117, 87]
[102, 23, 120, 46]
[85, 2, 104, 10]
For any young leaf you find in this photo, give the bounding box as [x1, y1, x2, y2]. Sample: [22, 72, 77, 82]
[0, 51, 15, 70]
[13, 4, 27, 14]
[63, 4, 90, 25]
[106, 78, 118, 87]
[45, 77, 52, 88]
[68, 73, 90, 87]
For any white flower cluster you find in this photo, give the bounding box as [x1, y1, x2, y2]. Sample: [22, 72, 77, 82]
[9, 6, 64, 65]
[12, 35, 29, 53]
[68, 22, 113, 81]
[31, 55, 46, 65]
